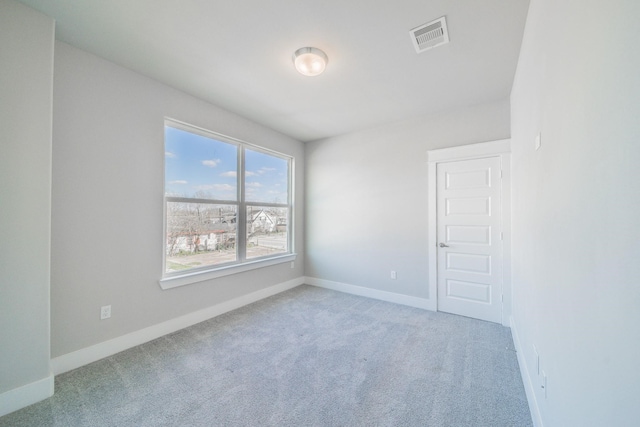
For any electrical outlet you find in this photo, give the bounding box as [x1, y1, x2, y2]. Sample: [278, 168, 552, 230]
[100, 305, 111, 320]
[390, 270, 397, 280]
[290, 261, 295, 269]
[535, 132, 542, 151]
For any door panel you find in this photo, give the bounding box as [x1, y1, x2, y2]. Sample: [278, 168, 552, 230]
[446, 225, 491, 244]
[437, 157, 502, 323]
[446, 169, 491, 189]
[446, 279, 491, 303]
[446, 252, 491, 274]
[445, 197, 491, 216]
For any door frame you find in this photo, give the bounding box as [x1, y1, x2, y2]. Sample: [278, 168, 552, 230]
[427, 139, 511, 326]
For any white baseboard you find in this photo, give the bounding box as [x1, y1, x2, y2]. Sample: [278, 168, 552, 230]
[51, 277, 305, 375]
[0, 374, 54, 417]
[305, 277, 436, 311]
[510, 316, 544, 427]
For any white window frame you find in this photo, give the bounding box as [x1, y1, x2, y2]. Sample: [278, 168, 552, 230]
[159, 119, 295, 289]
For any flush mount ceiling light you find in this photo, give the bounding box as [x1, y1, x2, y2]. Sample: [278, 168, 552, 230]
[292, 47, 328, 77]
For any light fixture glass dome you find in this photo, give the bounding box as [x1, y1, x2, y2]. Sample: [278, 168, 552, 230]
[293, 47, 328, 77]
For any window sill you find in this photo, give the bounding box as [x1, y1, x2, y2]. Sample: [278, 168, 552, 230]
[159, 253, 297, 290]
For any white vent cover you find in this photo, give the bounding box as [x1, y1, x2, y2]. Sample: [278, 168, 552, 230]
[410, 16, 449, 53]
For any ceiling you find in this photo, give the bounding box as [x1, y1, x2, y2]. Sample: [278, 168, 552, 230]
[18, 0, 530, 142]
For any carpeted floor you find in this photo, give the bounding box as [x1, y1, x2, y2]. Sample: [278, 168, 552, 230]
[0, 285, 532, 426]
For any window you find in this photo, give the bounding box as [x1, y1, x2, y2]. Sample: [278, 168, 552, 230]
[162, 120, 293, 285]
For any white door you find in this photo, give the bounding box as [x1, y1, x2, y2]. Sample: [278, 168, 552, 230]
[436, 156, 503, 323]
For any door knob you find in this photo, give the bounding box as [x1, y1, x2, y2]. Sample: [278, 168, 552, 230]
[439, 243, 449, 247]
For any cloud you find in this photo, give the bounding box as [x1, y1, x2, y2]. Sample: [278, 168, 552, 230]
[246, 181, 263, 188]
[258, 167, 276, 174]
[165, 151, 176, 158]
[245, 171, 258, 177]
[195, 184, 235, 192]
[220, 171, 237, 177]
[168, 180, 188, 185]
[202, 159, 221, 168]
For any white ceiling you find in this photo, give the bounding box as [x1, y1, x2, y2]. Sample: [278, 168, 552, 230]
[18, 0, 530, 142]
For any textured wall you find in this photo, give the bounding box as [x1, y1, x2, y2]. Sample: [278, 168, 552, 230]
[0, 0, 54, 398]
[51, 42, 305, 358]
[510, 0, 640, 425]
[305, 101, 510, 300]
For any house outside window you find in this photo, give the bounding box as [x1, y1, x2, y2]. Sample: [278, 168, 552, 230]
[163, 119, 293, 282]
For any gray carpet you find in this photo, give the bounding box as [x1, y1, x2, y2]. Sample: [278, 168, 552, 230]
[1, 285, 532, 426]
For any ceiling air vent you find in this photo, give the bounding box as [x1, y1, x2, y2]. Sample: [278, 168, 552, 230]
[410, 16, 449, 53]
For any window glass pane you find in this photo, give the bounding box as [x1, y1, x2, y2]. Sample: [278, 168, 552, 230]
[166, 202, 237, 272]
[244, 149, 289, 203]
[165, 126, 238, 200]
[246, 206, 288, 259]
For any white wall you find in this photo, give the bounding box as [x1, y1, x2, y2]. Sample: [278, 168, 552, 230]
[0, 0, 54, 414]
[510, 0, 640, 425]
[305, 101, 510, 301]
[51, 42, 305, 359]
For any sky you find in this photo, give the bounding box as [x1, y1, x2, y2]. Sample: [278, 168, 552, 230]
[165, 125, 289, 204]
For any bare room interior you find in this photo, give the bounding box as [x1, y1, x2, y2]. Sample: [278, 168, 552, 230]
[1, 0, 638, 426]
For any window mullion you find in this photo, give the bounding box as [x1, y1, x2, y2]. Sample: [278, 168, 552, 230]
[288, 158, 294, 256]
[166, 196, 237, 205]
[237, 147, 246, 262]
